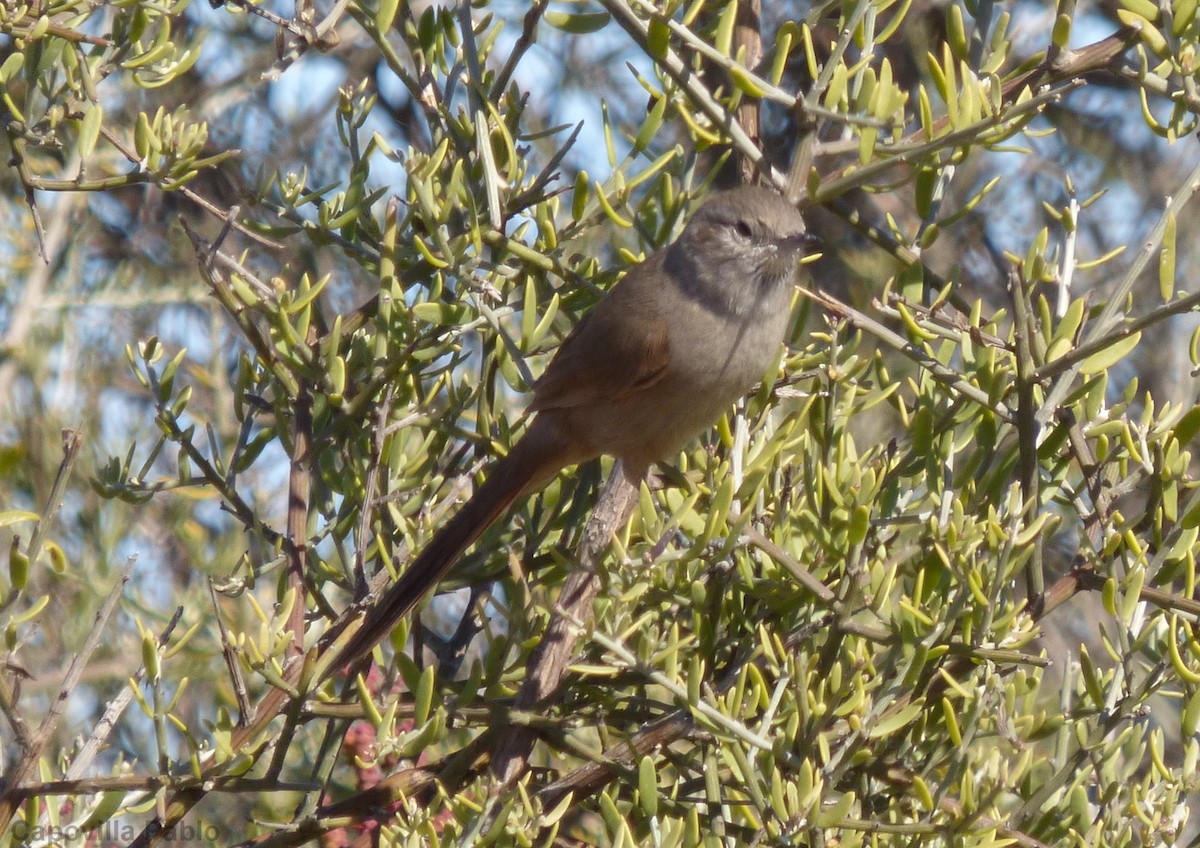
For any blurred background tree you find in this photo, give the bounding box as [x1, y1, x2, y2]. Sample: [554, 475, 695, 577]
[2, 0, 1200, 845]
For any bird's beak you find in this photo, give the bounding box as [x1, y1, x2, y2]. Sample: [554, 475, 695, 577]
[795, 231, 823, 254]
[782, 231, 823, 265]
[778, 231, 823, 254]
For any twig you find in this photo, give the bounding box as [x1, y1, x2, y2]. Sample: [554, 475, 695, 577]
[815, 81, 1083, 201]
[599, 0, 783, 186]
[537, 710, 696, 811]
[1032, 154, 1200, 388]
[55, 599, 178, 781]
[802, 287, 1015, 422]
[0, 558, 136, 834]
[0, 177, 82, 402]
[353, 387, 395, 594]
[7, 775, 318, 801]
[209, 581, 254, 723]
[739, 522, 838, 606]
[25, 430, 84, 570]
[732, 0, 763, 184]
[96, 126, 280, 250]
[285, 390, 313, 664]
[490, 462, 642, 786]
[1008, 270, 1045, 612]
[490, 0, 550, 101]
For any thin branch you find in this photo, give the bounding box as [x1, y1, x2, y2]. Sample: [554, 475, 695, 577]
[0, 162, 83, 400]
[1032, 154, 1200, 386]
[802, 287, 1015, 422]
[97, 126, 280, 250]
[490, 463, 642, 786]
[598, 0, 782, 186]
[1008, 270, 1045, 611]
[0, 557, 136, 834]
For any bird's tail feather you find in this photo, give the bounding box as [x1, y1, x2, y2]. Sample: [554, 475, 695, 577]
[326, 422, 570, 673]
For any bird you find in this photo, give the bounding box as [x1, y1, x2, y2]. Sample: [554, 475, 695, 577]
[328, 185, 820, 671]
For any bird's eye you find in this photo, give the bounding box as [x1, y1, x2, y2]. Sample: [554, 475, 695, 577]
[734, 220, 753, 239]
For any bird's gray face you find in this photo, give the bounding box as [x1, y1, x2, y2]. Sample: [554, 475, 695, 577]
[703, 211, 819, 284]
[667, 189, 821, 319]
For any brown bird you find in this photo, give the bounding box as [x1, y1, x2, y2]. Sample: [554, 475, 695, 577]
[329, 185, 820, 671]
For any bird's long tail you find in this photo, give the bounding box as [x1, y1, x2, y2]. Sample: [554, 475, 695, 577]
[325, 420, 572, 674]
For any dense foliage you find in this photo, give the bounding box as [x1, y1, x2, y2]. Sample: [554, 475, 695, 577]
[3, 0, 1200, 845]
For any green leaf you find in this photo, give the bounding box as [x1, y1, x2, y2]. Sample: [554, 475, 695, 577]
[869, 699, 925, 738]
[411, 301, 468, 325]
[544, 11, 610, 34]
[730, 64, 765, 97]
[1183, 688, 1200, 737]
[1175, 0, 1199, 32]
[1052, 13, 1072, 48]
[647, 17, 670, 59]
[631, 93, 667, 154]
[1121, 0, 1161, 21]
[77, 103, 103, 159]
[0, 510, 40, 528]
[714, 0, 737, 54]
[1176, 407, 1200, 446]
[413, 664, 435, 726]
[638, 756, 659, 817]
[375, 0, 399, 34]
[0, 52, 23, 84]
[915, 167, 936, 219]
[9, 538, 28, 591]
[1078, 332, 1141, 375]
[1160, 211, 1177, 302]
[528, 293, 560, 349]
[76, 791, 126, 833]
[946, 4, 968, 59]
[848, 505, 870, 546]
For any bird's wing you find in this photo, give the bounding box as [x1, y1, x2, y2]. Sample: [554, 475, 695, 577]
[529, 264, 670, 412]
